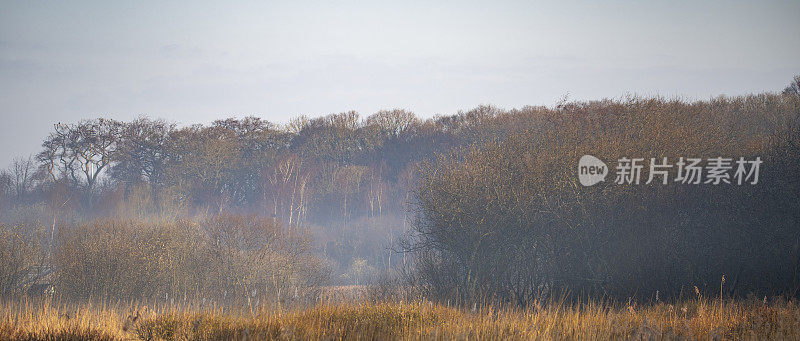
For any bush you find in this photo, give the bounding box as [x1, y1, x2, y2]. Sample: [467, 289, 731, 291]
[408, 94, 800, 303]
[54, 215, 329, 305]
[0, 222, 43, 297]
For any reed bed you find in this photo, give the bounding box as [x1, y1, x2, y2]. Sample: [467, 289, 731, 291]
[2, 296, 799, 340]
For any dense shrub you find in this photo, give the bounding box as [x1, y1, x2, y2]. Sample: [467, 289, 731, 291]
[0, 222, 43, 297]
[409, 94, 800, 303]
[54, 215, 329, 304]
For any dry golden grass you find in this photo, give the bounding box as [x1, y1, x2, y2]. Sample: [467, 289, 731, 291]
[2, 296, 799, 340]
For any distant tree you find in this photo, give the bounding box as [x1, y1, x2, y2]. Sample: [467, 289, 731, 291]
[111, 118, 174, 206]
[0, 172, 11, 204]
[292, 111, 365, 164]
[333, 165, 366, 228]
[213, 117, 289, 207]
[263, 153, 311, 229]
[9, 156, 36, 201]
[365, 109, 418, 137]
[365, 165, 386, 217]
[36, 118, 122, 206]
[165, 125, 241, 213]
[286, 115, 310, 135]
[784, 75, 800, 96]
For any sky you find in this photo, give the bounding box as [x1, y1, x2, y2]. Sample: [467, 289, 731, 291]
[1, 0, 799, 167]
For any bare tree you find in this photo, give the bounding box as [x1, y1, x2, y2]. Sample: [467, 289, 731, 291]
[784, 75, 800, 96]
[37, 118, 122, 206]
[365, 109, 418, 137]
[263, 154, 311, 230]
[111, 118, 174, 207]
[10, 156, 36, 201]
[165, 125, 242, 213]
[365, 166, 386, 217]
[333, 165, 366, 229]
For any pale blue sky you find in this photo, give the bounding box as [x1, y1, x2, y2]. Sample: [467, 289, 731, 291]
[1, 0, 798, 167]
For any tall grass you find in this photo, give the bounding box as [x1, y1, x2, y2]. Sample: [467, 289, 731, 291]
[2, 295, 799, 340]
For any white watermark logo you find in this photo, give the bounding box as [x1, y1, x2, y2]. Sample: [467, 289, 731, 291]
[578, 155, 608, 186]
[578, 156, 762, 187]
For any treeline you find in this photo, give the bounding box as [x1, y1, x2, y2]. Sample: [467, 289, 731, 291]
[0, 106, 535, 285]
[2, 77, 799, 304]
[1, 108, 527, 218]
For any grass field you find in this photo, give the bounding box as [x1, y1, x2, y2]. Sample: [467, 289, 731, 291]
[2, 296, 799, 340]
